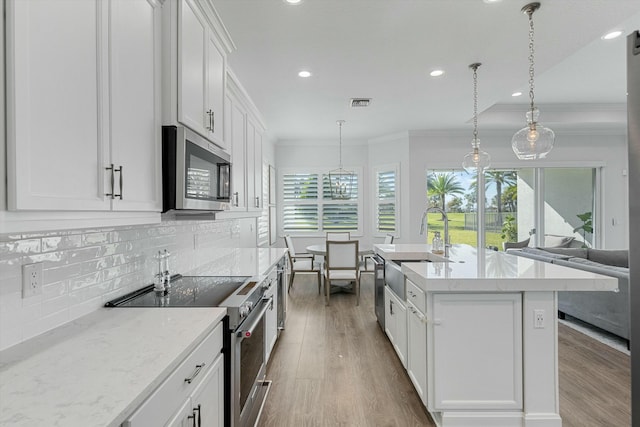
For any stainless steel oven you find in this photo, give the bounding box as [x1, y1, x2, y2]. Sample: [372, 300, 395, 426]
[232, 293, 271, 427]
[162, 125, 231, 213]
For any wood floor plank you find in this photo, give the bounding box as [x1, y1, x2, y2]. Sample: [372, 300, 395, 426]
[261, 272, 630, 427]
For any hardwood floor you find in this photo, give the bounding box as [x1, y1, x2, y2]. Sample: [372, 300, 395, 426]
[259, 273, 630, 427]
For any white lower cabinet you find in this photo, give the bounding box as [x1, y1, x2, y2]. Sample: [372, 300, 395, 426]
[384, 286, 407, 368]
[406, 299, 427, 406]
[123, 323, 224, 427]
[166, 354, 224, 427]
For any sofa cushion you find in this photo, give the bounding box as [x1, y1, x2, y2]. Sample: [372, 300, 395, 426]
[520, 247, 573, 261]
[587, 249, 629, 268]
[544, 235, 575, 248]
[542, 247, 588, 259]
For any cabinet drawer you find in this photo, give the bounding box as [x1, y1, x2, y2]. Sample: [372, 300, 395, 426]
[406, 279, 426, 313]
[123, 321, 223, 427]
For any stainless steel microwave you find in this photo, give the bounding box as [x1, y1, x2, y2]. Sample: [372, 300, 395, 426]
[162, 126, 231, 213]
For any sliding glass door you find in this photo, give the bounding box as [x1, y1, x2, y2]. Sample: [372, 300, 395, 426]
[427, 166, 599, 250]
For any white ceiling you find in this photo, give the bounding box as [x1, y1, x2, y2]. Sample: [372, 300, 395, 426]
[213, 0, 640, 143]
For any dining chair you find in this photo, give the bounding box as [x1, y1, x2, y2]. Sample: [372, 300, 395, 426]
[284, 235, 321, 293]
[324, 240, 360, 306]
[363, 234, 394, 270]
[326, 231, 351, 241]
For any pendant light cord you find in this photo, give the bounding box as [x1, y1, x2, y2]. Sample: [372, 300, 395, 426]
[338, 120, 343, 169]
[472, 65, 478, 144]
[527, 8, 536, 116]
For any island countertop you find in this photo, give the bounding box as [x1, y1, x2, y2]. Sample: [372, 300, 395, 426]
[396, 244, 618, 292]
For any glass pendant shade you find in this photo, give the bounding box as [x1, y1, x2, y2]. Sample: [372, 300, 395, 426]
[329, 120, 355, 200]
[462, 139, 491, 174]
[511, 108, 555, 160]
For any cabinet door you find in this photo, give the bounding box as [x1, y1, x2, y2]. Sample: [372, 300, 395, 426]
[206, 32, 225, 147]
[246, 119, 257, 209]
[407, 300, 427, 406]
[191, 354, 225, 427]
[431, 293, 522, 411]
[110, 0, 162, 211]
[178, 0, 207, 136]
[230, 101, 247, 210]
[394, 294, 407, 368]
[253, 129, 263, 210]
[165, 397, 194, 427]
[7, 0, 110, 210]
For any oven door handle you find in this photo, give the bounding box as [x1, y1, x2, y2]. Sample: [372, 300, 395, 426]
[237, 296, 272, 338]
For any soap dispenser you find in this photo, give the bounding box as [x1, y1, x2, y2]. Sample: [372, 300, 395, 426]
[432, 231, 444, 255]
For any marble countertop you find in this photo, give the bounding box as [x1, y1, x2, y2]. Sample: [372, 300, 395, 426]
[0, 307, 226, 427]
[374, 243, 449, 261]
[396, 244, 619, 292]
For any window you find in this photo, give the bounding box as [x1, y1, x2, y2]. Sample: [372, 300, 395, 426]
[374, 165, 398, 235]
[281, 168, 361, 235]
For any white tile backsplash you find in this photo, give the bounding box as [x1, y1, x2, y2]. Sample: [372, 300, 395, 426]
[0, 217, 254, 350]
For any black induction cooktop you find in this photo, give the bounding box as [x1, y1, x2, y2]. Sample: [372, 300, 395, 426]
[105, 275, 251, 308]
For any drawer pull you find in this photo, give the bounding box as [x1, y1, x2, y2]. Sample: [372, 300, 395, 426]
[184, 363, 206, 384]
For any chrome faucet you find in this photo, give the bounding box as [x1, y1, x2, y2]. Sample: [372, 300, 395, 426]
[420, 206, 451, 258]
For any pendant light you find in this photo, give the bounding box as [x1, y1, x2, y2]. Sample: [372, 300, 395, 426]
[512, 2, 555, 160]
[328, 120, 355, 199]
[462, 62, 491, 174]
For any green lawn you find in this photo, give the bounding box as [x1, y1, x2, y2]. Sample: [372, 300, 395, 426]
[426, 212, 504, 250]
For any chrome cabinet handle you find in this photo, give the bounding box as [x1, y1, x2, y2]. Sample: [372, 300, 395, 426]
[206, 109, 214, 132]
[233, 191, 239, 207]
[389, 300, 394, 315]
[105, 164, 115, 199]
[105, 164, 123, 199]
[187, 410, 197, 427]
[255, 196, 260, 208]
[184, 363, 206, 384]
[211, 110, 215, 133]
[115, 165, 123, 199]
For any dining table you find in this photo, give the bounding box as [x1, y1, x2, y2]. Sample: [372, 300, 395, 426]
[305, 244, 373, 257]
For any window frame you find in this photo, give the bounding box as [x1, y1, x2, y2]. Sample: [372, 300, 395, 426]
[279, 167, 363, 237]
[373, 163, 399, 237]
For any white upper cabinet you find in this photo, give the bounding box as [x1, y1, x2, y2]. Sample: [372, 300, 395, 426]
[6, 0, 162, 212]
[169, 0, 233, 150]
[225, 72, 266, 214]
[110, 0, 162, 212]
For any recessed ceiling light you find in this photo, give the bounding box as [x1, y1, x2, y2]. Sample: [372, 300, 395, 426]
[511, 91, 523, 97]
[298, 70, 312, 78]
[483, 0, 502, 3]
[430, 69, 445, 77]
[284, 0, 302, 4]
[601, 30, 623, 40]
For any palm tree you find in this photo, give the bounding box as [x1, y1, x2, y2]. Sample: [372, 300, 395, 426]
[427, 172, 465, 215]
[485, 171, 516, 224]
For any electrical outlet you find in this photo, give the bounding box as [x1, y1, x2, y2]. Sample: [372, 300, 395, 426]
[22, 263, 43, 298]
[534, 309, 545, 329]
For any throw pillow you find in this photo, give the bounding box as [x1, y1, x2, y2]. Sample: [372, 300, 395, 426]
[544, 235, 574, 248]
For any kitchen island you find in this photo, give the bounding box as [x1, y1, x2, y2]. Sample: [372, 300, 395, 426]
[374, 244, 618, 427]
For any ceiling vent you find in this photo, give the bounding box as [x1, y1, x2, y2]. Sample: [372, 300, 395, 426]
[350, 98, 371, 108]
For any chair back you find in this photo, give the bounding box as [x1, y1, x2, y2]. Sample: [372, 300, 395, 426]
[326, 231, 351, 241]
[325, 240, 359, 270]
[284, 235, 297, 257]
[384, 234, 394, 244]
